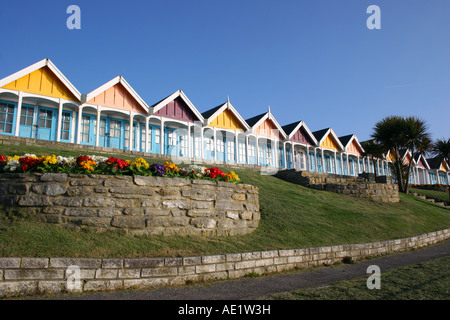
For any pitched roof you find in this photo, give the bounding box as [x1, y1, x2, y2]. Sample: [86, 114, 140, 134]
[150, 89, 204, 121]
[282, 120, 319, 146]
[426, 156, 449, 171]
[339, 134, 365, 153]
[245, 108, 287, 139]
[312, 127, 345, 151]
[413, 153, 430, 169]
[85, 75, 150, 113]
[202, 100, 250, 130]
[312, 128, 330, 142]
[245, 112, 267, 127]
[281, 121, 302, 136]
[201, 104, 223, 119]
[338, 134, 353, 147]
[0, 58, 82, 101]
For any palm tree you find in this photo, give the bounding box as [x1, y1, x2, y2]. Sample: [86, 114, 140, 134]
[371, 116, 407, 192]
[430, 138, 450, 200]
[402, 117, 431, 194]
[371, 116, 431, 194]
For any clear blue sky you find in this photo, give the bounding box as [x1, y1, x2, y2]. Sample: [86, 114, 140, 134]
[1, 0, 449, 142]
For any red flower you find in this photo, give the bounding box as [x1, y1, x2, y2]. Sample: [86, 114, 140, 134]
[76, 155, 93, 164]
[106, 157, 117, 164]
[19, 156, 41, 171]
[206, 167, 225, 179]
[106, 156, 128, 169]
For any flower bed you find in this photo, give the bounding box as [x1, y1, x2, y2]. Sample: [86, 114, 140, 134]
[0, 154, 241, 184]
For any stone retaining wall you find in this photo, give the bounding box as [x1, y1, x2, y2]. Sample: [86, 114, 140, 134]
[275, 170, 400, 202]
[0, 229, 448, 298]
[0, 173, 260, 236]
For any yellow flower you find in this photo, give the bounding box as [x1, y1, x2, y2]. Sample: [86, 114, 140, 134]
[40, 155, 57, 166]
[164, 161, 179, 172]
[7, 155, 20, 162]
[226, 171, 240, 183]
[132, 157, 149, 169]
[80, 159, 96, 171]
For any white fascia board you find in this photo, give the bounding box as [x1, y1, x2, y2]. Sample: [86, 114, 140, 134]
[323, 128, 345, 151]
[178, 90, 204, 122]
[289, 121, 319, 146]
[266, 112, 287, 139]
[206, 102, 227, 125]
[152, 90, 204, 122]
[417, 154, 431, 170]
[223, 102, 251, 131]
[206, 101, 250, 132]
[86, 76, 150, 114]
[0, 58, 82, 101]
[346, 134, 365, 154]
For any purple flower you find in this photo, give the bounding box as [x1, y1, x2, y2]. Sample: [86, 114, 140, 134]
[151, 163, 166, 176]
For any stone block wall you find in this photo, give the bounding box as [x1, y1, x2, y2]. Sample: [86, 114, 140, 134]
[0, 173, 260, 236]
[275, 170, 400, 202]
[0, 229, 448, 298]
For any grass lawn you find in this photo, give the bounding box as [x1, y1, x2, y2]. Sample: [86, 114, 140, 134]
[268, 255, 450, 300]
[0, 143, 449, 258]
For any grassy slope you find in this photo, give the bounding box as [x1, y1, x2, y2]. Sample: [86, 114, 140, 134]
[0, 144, 449, 258]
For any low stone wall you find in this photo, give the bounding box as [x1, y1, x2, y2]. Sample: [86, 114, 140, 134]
[275, 170, 400, 202]
[0, 229, 448, 298]
[0, 173, 260, 236]
[411, 184, 449, 193]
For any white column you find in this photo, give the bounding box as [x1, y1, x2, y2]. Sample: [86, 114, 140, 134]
[145, 117, 149, 153]
[340, 153, 344, 174]
[346, 153, 349, 175]
[160, 117, 164, 155]
[213, 127, 217, 162]
[235, 133, 239, 163]
[201, 128, 204, 160]
[283, 142, 287, 169]
[76, 105, 83, 144]
[271, 139, 278, 168]
[334, 151, 338, 174]
[321, 149, 325, 173]
[256, 136, 260, 166]
[70, 112, 76, 144]
[188, 123, 191, 158]
[56, 99, 63, 142]
[245, 135, 249, 164]
[14, 91, 23, 137]
[95, 107, 101, 147]
[306, 145, 310, 171]
[129, 113, 134, 151]
[291, 144, 295, 169]
[314, 148, 317, 172]
[357, 155, 361, 174]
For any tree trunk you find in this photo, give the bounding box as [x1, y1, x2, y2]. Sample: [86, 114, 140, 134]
[394, 146, 404, 192]
[404, 150, 416, 195]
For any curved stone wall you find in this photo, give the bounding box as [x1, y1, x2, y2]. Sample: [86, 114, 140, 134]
[0, 229, 448, 298]
[0, 173, 260, 236]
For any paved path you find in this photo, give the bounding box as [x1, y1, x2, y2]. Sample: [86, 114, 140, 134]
[51, 239, 450, 300]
